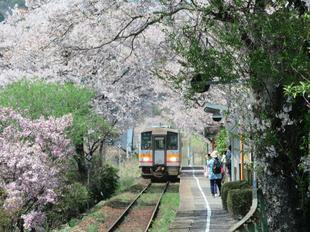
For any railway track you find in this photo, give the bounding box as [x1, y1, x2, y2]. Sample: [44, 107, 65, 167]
[107, 181, 169, 232]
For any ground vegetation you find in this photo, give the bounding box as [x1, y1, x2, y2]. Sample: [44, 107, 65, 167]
[0, 81, 119, 230]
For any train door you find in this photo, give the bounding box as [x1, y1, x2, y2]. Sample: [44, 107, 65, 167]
[153, 136, 166, 165]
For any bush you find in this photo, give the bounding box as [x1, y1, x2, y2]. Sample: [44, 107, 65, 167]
[63, 183, 89, 216]
[46, 182, 89, 228]
[227, 188, 252, 219]
[89, 164, 119, 203]
[117, 158, 140, 193]
[221, 180, 250, 210]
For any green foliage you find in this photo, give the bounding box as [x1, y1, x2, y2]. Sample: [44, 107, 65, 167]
[171, 1, 309, 93]
[47, 182, 89, 228]
[64, 157, 82, 183]
[117, 158, 140, 193]
[0, 80, 117, 148]
[89, 164, 119, 203]
[284, 82, 310, 98]
[87, 224, 98, 232]
[215, 127, 228, 155]
[0, 80, 100, 144]
[89, 211, 105, 223]
[172, 32, 237, 88]
[227, 188, 252, 219]
[83, 112, 115, 143]
[221, 180, 250, 210]
[68, 218, 80, 228]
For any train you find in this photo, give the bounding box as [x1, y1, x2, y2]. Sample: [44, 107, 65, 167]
[138, 126, 182, 179]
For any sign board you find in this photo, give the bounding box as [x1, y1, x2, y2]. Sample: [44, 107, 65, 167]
[85, 154, 92, 161]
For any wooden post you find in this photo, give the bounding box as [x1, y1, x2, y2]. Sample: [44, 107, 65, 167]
[240, 134, 244, 180]
[212, 138, 215, 151]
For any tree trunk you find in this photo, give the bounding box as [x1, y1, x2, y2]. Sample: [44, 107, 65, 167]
[74, 143, 87, 181]
[252, 83, 308, 231]
[17, 218, 24, 232]
[99, 141, 106, 166]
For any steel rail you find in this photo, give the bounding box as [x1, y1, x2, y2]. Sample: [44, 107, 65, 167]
[144, 182, 169, 232]
[107, 182, 151, 232]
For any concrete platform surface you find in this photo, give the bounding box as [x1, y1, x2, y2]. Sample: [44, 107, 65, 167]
[169, 167, 236, 232]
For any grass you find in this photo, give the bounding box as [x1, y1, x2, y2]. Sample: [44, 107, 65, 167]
[116, 158, 141, 192]
[137, 193, 159, 206]
[89, 210, 105, 223]
[53, 210, 103, 232]
[68, 218, 80, 227]
[53, 227, 71, 232]
[87, 224, 99, 232]
[110, 192, 137, 202]
[149, 184, 180, 232]
[105, 192, 138, 208]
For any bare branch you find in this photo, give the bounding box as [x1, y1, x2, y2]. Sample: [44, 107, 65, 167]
[112, 67, 130, 85]
[41, 23, 74, 50]
[67, 6, 192, 51]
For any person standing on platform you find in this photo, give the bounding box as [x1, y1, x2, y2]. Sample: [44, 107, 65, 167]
[225, 145, 232, 181]
[208, 150, 222, 197]
[204, 153, 211, 177]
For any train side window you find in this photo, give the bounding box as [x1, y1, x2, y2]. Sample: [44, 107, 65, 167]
[167, 132, 178, 150]
[141, 131, 152, 150]
[154, 137, 165, 150]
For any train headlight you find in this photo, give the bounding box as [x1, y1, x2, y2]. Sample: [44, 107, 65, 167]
[170, 157, 177, 162]
[143, 157, 150, 162]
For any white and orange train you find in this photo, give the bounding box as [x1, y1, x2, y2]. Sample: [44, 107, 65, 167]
[139, 127, 182, 179]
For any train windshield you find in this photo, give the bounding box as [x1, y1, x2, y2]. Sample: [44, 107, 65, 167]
[167, 132, 178, 150]
[154, 137, 165, 150]
[141, 131, 152, 150]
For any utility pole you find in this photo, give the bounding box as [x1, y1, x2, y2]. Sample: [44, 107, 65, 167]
[240, 134, 244, 180]
[187, 143, 190, 166]
[187, 137, 192, 166]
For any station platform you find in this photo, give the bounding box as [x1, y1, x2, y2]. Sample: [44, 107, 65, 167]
[169, 166, 236, 232]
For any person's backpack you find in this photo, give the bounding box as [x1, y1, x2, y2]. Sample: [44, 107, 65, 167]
[213, 158, 222, 174]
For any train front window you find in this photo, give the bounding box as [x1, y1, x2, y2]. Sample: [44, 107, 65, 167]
[154, 137, 165, 150]
[141, 131, 152, 150]
[167, 132, 178, 150]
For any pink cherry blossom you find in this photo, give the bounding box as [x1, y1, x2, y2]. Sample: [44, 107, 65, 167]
[0, 107, 73, 229]
[21, 211, 46, 230]
[0, 0, 224, 132]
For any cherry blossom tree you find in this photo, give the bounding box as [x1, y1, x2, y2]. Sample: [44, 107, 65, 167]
[0, 107, 73, 230]
[0, 0, 223, 132]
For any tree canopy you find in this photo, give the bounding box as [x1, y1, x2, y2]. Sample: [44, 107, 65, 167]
[0, 80, 112, 145]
